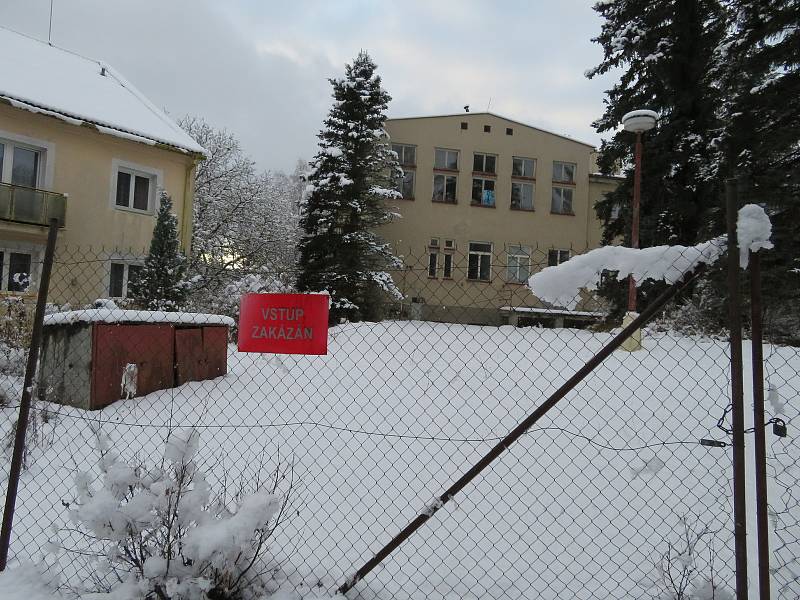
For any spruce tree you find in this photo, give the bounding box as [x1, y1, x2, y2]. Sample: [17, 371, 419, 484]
[296, 51, 402, 324]
[130, 191, 189, 311]
[715, 0, 800, 341]
[587, 0, 726, 315]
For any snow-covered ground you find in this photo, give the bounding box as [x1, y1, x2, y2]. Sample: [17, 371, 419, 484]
[1, 321, 798, 599]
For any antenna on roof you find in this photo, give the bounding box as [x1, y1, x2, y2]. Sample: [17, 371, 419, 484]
[464, 105, 470, 113]
[48, 0, 54, 44]
[487, 97, 493, 112]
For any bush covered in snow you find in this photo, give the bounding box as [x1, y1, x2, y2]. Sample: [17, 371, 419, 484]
[59, 428, 293, 599]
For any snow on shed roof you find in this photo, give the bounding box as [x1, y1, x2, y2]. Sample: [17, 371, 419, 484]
[0, 26, 205, 155]
[44, 309, 234, 327]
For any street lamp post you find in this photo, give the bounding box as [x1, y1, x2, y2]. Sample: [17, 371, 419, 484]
[620, 109, 657, 351]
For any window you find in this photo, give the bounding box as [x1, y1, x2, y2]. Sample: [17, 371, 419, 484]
[433, 174, 457, 203]
[444, 239, 455, 249]
[483, 125, 491, 133]
[551, 186, 574, 214]
[506, 127, 514, 136]
[395, 170, 415, 199]
[511, 182, 534, 210]
[461, 122, 468, 130]
[109, 262, 143, 298]
[8, 252, 32, 292]
[552, 161, 576, 183]
[115, 168, 155, 212]
[548, 249, 571, 267]
[507, 245, 531, 283]
[472, 178, 496, 206]
[434, 148, 459, 170]
[610, 203, 622, 219]
[468, 242, 492, 281]
[512, 157, 536, 178]
[473, 153, 496, 174]
[428, 252, 438, 278]
[429, 237, 440, 247]
[0, 249, 38, 293]
[443, 253, 453, 278]
[391, 144, 416, 166]
[0, 140, 43, 188]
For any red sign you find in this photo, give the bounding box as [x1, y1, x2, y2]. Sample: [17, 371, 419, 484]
[237, 293, 329, 355]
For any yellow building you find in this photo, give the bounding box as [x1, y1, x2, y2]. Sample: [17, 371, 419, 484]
[0, 27, 203, 306]
[383, 112, 620, 326]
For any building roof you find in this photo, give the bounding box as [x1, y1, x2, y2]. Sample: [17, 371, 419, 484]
[0, 26, 205, 156]
[386, 111, 596, 149]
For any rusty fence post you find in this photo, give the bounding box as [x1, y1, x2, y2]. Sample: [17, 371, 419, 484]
[725, 178, 748, 599]
[0, 218, 59, 571]
[750, 249, 771, 600]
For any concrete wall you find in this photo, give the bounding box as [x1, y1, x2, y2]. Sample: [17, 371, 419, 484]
[38, 322, 93, 410]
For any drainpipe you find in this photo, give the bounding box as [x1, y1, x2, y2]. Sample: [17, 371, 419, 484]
[181, 157, 199, 255]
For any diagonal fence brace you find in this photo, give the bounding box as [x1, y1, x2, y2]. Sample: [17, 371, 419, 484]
[338, 266, 705, 595]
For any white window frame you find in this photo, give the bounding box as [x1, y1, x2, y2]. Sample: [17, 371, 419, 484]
[0, 243, 43, 293]
[0, 131, 55, 190]
[471, 177, 496, 206]
[109, 159, 163, 215]
[442, 253, 453, 279]
[551, 186, 574, 214]
[391, 143, 416, 166]
[432, 173, 457, 203]
[507, 245, 531, 283]
[552, 161, 576, 183]
[548, 248, 571, 267]
[511, 181, 535, 210]
[473, 152, 497, 174]
[467, 241, 492, 282]
[396, 169, 415, 200]
[108, 259, 145, 299]
[434, 148, 459, 170]
[512, 156, 536, 179]
[428, 251, 438, 278]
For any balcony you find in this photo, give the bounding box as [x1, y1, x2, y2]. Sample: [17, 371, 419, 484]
[0, 182, 66, 227]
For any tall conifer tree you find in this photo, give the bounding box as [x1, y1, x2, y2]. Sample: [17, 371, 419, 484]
[587, 0, 726, 313]
[296, 51, 402, 324]
[129, 192, 188, 311]
[716, 0, 800, 339]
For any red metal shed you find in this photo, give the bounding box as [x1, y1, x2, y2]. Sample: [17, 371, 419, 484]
[39, 309, 233, 410]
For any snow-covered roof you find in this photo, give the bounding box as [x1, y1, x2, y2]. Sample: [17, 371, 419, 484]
[386, 111, 596, 148]
[0, 26, 205, 156]
[44, 308, 234, 327]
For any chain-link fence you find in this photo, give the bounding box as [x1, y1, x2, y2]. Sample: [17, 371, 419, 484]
[0, 242, 798, 599]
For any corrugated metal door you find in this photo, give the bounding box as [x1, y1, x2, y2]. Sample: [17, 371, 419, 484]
[91, 323, 175, 409]
[175, 328, 204, 385]
[203, 326, 228, 380]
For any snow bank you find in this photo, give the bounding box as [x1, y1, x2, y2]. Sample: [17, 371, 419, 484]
[528, 238, 725, 309]
[43, 308, 234, 327]
[0, 563, 60, 600]
[737, 203, 773, 268]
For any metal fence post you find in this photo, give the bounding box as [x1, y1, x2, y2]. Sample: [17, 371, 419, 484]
[725, 178, 748, 599]
[0, 218, 59, 571]
[750, 249, 771, 599]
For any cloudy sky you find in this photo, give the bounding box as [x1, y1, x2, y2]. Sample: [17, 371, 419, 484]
[0, 0, 617, 173]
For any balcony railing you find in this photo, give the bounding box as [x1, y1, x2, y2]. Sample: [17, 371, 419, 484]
[0, 182, 66, 227]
